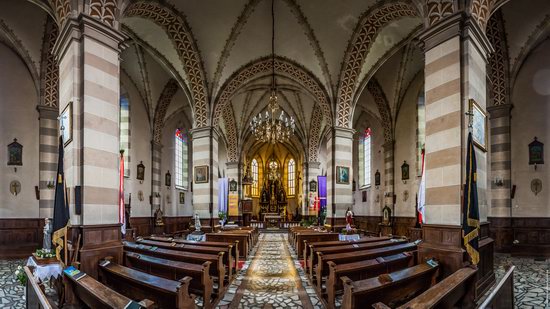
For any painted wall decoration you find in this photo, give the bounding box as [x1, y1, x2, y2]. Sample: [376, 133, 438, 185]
[309, 179, 317, 192]
[136, 161, 145, 182]
[531, 179, 542, 196]
[229, 179, 238, 192]
[9, 180, 21, 196]
[7, 138, 22, 166]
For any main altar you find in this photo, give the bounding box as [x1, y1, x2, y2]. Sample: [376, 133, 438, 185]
[259, 161, 287, 226]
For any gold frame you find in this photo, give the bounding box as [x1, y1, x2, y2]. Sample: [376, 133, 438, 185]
[60, 102, 73, 147]
[469, 99, 488, 152]
[194, 165, 209, 184]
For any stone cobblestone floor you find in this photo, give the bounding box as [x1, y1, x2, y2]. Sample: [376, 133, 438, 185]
[493, 253, 549, 309]
[221, 232, 320, 309]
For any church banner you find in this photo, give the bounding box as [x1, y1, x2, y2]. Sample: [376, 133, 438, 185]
[228, 193, 239, 216]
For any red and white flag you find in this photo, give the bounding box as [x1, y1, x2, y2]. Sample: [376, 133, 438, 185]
[119, 151, 126, 234]
[417, 149, 426, 224]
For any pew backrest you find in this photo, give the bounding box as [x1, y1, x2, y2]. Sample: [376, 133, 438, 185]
[478, 265, 515, 309]
[25, 266, 57, 309]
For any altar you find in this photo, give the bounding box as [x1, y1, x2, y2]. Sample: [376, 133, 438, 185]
[263, 213, 282, 228]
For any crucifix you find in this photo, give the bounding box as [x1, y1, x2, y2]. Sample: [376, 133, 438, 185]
[10, 181, 20, 196]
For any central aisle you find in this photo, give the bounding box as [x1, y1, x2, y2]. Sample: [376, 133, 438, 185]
[218, 232, 323, 309]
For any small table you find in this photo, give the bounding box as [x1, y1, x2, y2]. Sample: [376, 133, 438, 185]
[26, 255, 63, 281]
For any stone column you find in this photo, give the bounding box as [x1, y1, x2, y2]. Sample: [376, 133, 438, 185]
[382, 140, 395, 214]
[191, 127, 219, 224]
[487, 104, 512, 251]
[418, 14, 493, 278]
[151, 141, 162, 215]
[327, 127, 354, 224]
[53, 15, 126, 225]
[37, 105, 58, 218]
[303, 161, 321, 215]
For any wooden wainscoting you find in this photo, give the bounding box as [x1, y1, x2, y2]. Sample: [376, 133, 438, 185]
[0, 218, 45, 258]
[418, 224, 465, 279]
[129, 217, 153, 237]
[353, 216, 416, 238]
[488, 217, 550, 257]
[163, 216, 192, 234]
[354, 216, 382, 234]
[393, 217, 417, 238]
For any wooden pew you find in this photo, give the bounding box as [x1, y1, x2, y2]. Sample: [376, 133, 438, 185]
[219, 230, 254, 249]
[222, 226, 259, 245]
[124, 241, 226, 291]
[307, 239, 407, 281]
[24, 266, 57, 309]
[340, 261, 440, 309]
[98, 258, 195, 309]
[373, 266, 477, 309]
[478, 265, 515, 309]
[124, 251, 215, 309]
[64, 267, 154, 309]
[289, 226, 317, 244]
[136, 238, 237, 280]
[294, 232, 340, 258]
[145, 235, 239, 270]
[315, 242, 418, 291]
[304, 236, 391, 270]
[206, 233, 249, 259]
[325, 252, 415, 309]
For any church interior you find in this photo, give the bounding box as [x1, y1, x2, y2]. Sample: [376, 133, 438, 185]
[0, 0, 549, 308]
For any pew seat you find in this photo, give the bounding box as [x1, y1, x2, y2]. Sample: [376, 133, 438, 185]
[340, 261, 440, 309]
[124, 251, 215, 309]
[98, 258, 195, 309]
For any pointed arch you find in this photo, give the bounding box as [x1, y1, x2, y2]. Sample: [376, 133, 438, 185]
[222, 104, 239, 163]
[308, 104, 323, 162]
[213, 56, 332, 127]
[39, 16, 59, 107]
[336, 1, 420, 128]
[486, 10, 509, 106]
[123, 1, 209, 127]
[366, 78, 393, 142]
[152, 79, 179, 143]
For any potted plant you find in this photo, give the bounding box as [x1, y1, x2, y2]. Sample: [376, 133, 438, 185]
[218, 211, 227, 227]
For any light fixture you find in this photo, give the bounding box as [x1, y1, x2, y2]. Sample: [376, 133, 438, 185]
[249, 0, 295, 144]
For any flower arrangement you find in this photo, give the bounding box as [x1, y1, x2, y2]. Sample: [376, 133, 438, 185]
[341, 228, 358, 235]
[14, 265, 27, 286]
[218, 211, 227, 221]
[35, 249, 55, 259]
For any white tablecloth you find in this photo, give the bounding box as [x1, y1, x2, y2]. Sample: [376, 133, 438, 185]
[339, 234, 360, 241]
[26, 257, 63, 281]
[186, 234, 206, 242]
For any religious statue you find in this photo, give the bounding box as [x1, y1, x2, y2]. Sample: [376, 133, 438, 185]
[194, 213, 202, 232]
[345, 207, 354, 231]
[43, 218, 52, 250]
[154, 208, 164, 226]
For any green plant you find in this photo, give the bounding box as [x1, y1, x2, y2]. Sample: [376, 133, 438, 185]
[218, 211, 227, 220]
[14, 265, 27, 286]
[35, 249, 55, 259]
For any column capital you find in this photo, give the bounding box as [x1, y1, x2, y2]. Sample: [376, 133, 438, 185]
[53, 13, 128, 61]
[151, 140, 163, 151]
[36, 105, 58, 119]
[332, 126, 355, 139]
[382, 140, 395, 151]
[191, 126, 219, 140]
[306, 162, 321, 169]
[418, 12, 462, 52]
[462, 15, 494, 61]
[226, 162, 239, 169]
[487, 104, 512, 119]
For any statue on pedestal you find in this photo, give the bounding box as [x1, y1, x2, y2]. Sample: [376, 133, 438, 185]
[345, 207, 354, 231]
[191, 213, 204, 235]
[43, 218, 52, 250]
[154, 208, 164, 226]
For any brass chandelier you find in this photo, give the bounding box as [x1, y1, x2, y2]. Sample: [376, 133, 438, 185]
[250, 0, 295, 144]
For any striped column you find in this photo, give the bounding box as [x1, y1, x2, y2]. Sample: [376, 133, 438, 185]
[151, 141, 162, 213]
[327, 128, 354, 220]
[191, 127, 219, 222]
[420, 15, 492, 225]
[487, 105, 512, 217]
[54, 15, 126, 225]
[382, 141, 395, 211]
[37, 105, 58, 218]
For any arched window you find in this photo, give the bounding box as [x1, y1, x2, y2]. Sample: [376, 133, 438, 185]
[416, 91, 426, 176]
[175, 129, 189, 189]
[359, 127, 372, 187]
[288, 159, 295, 196]
[119, 93, 130, 177]
[251, 159, 259, 197]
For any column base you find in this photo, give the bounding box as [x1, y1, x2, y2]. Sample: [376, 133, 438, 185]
[70, 224, 123, 279]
